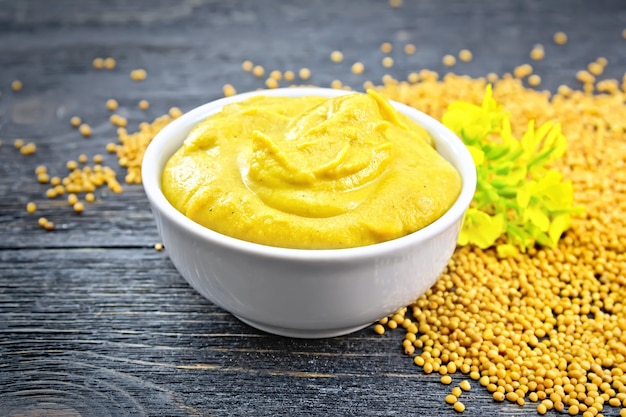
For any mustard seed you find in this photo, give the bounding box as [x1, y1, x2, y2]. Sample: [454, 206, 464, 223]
[252, 65, 265, 78]
[73, 202, 84, 213]
[453, 401, 465, 413]
[528, 74, 541, 86]
[554, 31, 568, 45]
[330, 50, 345, 64]
[265, 78, 278, 89]
[443, 54, 456, 67]
[530, 44, 545, 61]
[445, 394, 457, 405]
[103, 57, 116, 70]
[241, 60, 253, 72]
[11, 79, 23, 92]
[382, 57, 394, 68]
[106, 99, 118, 111]
[79, 124, 92, 137]
[92, 57, 104, 69]
[283, 70, 295, 82]
[351, 62, 364, 75]
[299, 68, 311, 80]
[458, 49, 473, 62]
[222, 84, 237, 97]
[130, 68, 147, 81]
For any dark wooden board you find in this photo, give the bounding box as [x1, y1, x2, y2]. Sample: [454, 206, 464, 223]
[1, 0, 625, 415]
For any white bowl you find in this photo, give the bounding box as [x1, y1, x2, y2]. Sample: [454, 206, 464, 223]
[142, 87, 476, 338]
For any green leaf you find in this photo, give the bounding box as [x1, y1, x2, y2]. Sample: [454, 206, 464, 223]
[443, 85, 583, 256]
[548, 214, 571, 245]
[496, 244, 519, 258]
[458, 209, 506, 249]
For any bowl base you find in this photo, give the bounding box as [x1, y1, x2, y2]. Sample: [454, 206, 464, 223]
[234, 315, 372, 339]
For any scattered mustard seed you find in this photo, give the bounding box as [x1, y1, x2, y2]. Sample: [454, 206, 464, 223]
[20, 142, 36, 155]
[67, 194, 78, 206]
[513, 63, 533, 78]
[576, 70, 595, 84]
[587, 61, 604, 76]
[265, 78, 278, 89]
[351, 62, 364, 75]
[527, 74, 541, 86]
[299, 68, 311, 80]
[380, 42, 393, 54]
[110, 114, 128, 127]
[78, 154, 88, 164]
[269, 70, 282, 81]
[169, 107, 183, 118]
[445, 394, 457, 405]
[492, 392, 505, 402]
[106, 142, 117, 153]
[389, 0, 402, 7]
[373, 324, 385, 335]
[85, 193, 95, 203]
[459, 380, 471, 392]
[79, 123, 92, 137]
[14, 139, 24, 149]
[404, 43, 416, 55]
[37, 173, 50, 184]
[154, 243, 164, 251]
[382, 56, 394, 68]
[222, 84, 236, 97]
[554, 31, 568, 45]
[241, 60, 253, 72]
[92, 57, 104, 69]
[453, 401, 465, 413]
[252, 65, 265, 78]
[283, 70, 295, 82]
[44, 221, 54, 231]
[530, 44, 545, 61]
[70, 116, 82, 127]
[38, 217, 47, 227]
[441, 375, 452, 385]
[130, 68, 147, 81]
[106, 99, 118, 111]
[73, 202, 84, 213]
[442, 54, 456, 67]
[330, 50, 343, 63]
[330, 80, 343, 89]
[103, 57, 116, 70]
[26, 202, 36, 213]
[11, 80, 23, 92]
[458, 49, 473, 62]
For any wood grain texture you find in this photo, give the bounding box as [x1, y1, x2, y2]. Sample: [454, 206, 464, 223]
[1, 0, 625, 415]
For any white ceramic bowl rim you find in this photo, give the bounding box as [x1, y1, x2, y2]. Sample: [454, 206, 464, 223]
[142, 88, 476, 262]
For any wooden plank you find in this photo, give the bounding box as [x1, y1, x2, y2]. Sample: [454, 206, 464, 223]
[1, 0, 626, 415]
[0, 247, 514, 416]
